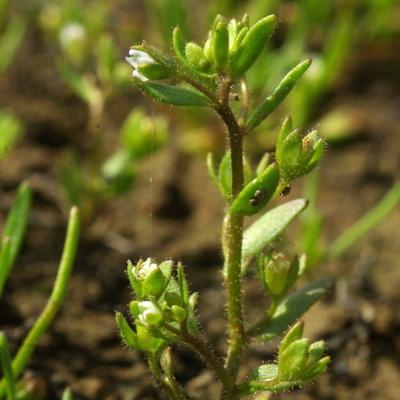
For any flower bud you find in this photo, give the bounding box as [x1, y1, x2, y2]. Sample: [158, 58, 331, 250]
[212, 17, 229, 71]
[264, 253, 291, 297]
[276, 119, 325, 182]
[126, 49, 173, 81]
[129, 258, 172, 299]
[278, 338, 309, 380]
[132, 300, 164, 328]
[185, 42, 210, 71]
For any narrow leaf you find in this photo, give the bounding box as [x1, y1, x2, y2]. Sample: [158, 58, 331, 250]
[247, 278, 332, 341]
[246, 59, 312, 132]
[242, 199, 308, 261]
[135, 80, 211, 107]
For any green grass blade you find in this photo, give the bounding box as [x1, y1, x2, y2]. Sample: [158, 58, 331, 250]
[329, 182, 400, 258]
[0, 208, 80, 397]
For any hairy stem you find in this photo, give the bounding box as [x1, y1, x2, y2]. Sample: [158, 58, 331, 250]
[217, 79, 245, 386]
[164, 324, 235, 396]
[148, 355, 180, 400]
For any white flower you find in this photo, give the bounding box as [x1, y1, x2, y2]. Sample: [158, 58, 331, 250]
[125, 49, 157, 81]
[137, 301, 163, 326]
[136, 258, 158, 279]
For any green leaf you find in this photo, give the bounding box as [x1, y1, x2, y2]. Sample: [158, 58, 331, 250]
[242, 198, 308, 261]
[247, 278, 332, 341]
[135, 80, 211, 107]
[246, 59, 312, 132]
[231, 163, 279, 216]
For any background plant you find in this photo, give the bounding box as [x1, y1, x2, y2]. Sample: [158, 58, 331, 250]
[117, 13, 334, 399]
[35, 0, 170, 224]
[0, 184, 80, 400]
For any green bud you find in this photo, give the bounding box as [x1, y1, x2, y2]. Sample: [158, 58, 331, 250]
[278, 338, 309, 380]
[264, 252, 291, 297]
[230, 15, 277, 78]
[185, 42, 209, 70]
[212, 18, 229, 70]
[171, 305, 187, 324]
[136, 300, 164, 327]
[276, 126, 324, 182]
[115, 312, 139, 350]
[230, 163, 280, 215]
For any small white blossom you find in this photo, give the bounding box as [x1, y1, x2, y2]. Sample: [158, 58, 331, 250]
[125, 49, 157, 81]
[137, 301, 163, 325]
[137, 258, 158, 279]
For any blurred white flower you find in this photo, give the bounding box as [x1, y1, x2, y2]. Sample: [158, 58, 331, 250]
[126, 49, 157, 81]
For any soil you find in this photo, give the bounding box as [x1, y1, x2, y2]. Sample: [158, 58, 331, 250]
[1, 7, 400, 400]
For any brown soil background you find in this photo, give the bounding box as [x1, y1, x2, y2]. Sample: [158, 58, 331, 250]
[1, 2, 399, 399]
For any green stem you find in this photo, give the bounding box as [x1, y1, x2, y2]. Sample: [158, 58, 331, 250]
[216, 80, 245, 386]
[0, 208, 80, 398]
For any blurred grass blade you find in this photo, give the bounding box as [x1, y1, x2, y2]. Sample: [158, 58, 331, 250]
[0, 183, 31, 298]
[329, 182, 400, 258]
[0, 18, 25, 73]
[242, 199, 308, 262]
[247, 278, 332, 341]
[0, 208, 80, 397]
[0, 333, 16, 400]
